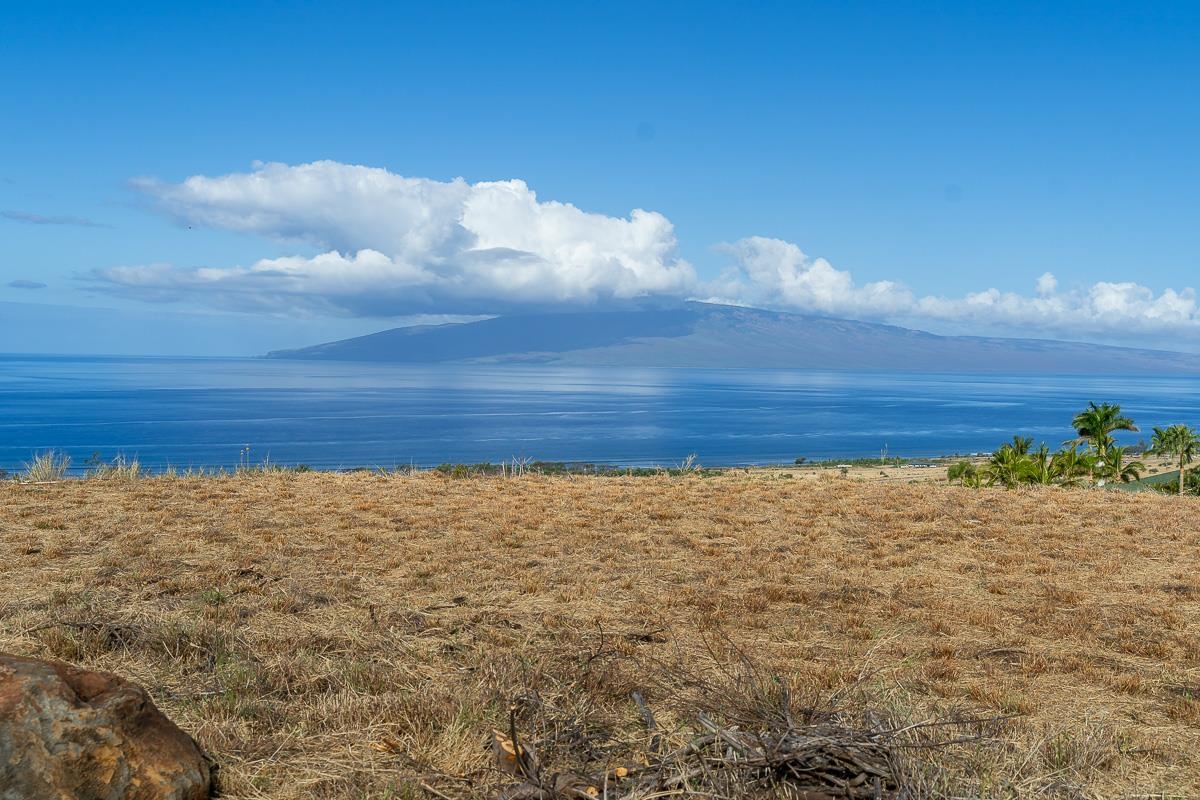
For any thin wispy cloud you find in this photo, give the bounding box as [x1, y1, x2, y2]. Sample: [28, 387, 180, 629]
[6, 279, 47, 290]
[92, 161, 1200, 346]
[2, 210, 111, 228]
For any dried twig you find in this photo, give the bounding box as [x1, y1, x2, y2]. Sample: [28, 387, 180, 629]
[631, 690, 662, 755]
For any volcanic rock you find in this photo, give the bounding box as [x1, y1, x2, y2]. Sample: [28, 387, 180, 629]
[0, 652, 211, 799]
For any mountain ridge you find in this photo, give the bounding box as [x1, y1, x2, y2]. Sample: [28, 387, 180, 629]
[266, 302, 1200, 374]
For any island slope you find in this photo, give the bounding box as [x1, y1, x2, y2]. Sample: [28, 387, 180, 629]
[266, 302, 1200, 373]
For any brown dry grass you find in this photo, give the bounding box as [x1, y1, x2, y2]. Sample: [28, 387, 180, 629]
[2, 472, 1199, 798]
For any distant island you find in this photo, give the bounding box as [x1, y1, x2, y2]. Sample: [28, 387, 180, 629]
[266, 301, 1200, 374]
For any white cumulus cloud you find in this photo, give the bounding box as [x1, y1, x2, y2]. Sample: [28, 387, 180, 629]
[1035, 272, 1057, 296]
[710, 237, 915, 317]
[712, 236, 1200, 346]
[100, 161, 695, 315]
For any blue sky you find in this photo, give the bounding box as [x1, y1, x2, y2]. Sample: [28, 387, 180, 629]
[2, 1, 1199, 355]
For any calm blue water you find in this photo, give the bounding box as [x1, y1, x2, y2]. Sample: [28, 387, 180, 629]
[1, 355, 1197, 472]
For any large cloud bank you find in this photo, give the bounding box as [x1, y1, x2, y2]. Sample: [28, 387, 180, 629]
[93, 161, 1200, 346]
[103, 161, 694, 315]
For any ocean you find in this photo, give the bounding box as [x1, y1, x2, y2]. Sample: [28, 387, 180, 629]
[1, 355, 1197, 473]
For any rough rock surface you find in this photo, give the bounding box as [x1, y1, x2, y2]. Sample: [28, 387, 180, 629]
[0, 652, 211, 800]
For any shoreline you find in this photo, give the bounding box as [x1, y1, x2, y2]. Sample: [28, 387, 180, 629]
[3, 450, 1183, 489]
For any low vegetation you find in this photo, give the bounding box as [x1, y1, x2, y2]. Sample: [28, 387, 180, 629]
[20, 449, 71, 482]
[2, 472, 1199, 798]
[433, 456, 719, 479]
[84, 452, 144, 480]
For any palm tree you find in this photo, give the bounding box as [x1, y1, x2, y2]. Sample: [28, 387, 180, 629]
[986, 445, 1028, 489]
[1150, 424, 1200, 496]
[1100, 445, 1145, 484]
[1024, 442, 1055, 485]
[1050, 443, 1095, 487]
[1008, 435, 1033, 456]
[947, 460, 980, 487]
[1072, 402, 1138, 460]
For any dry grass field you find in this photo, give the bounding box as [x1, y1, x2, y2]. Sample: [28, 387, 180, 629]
[2, 472, 1199, 798]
